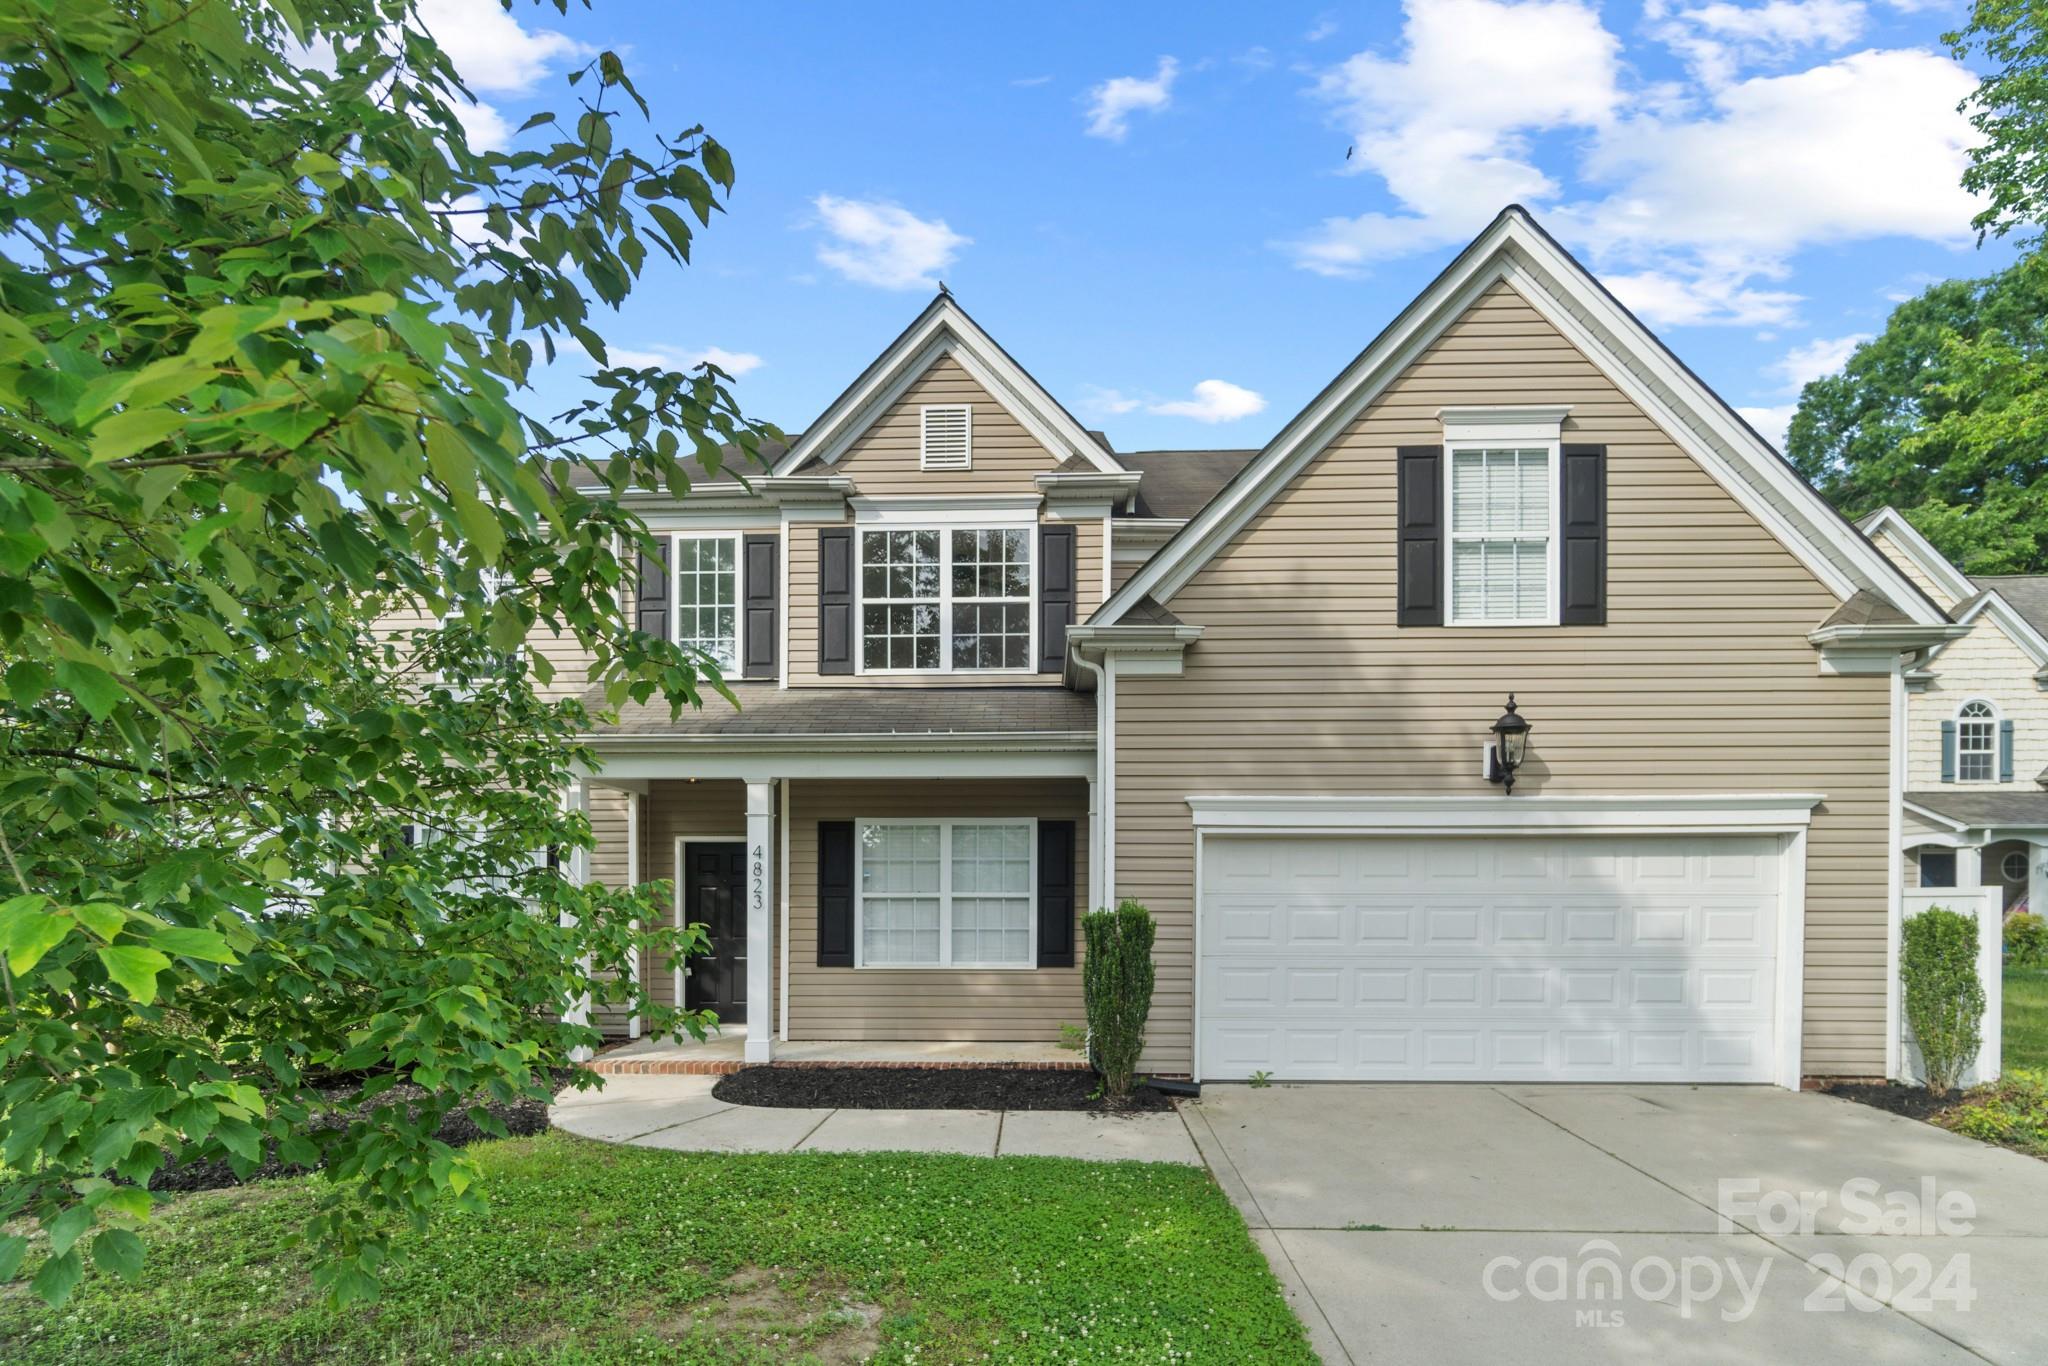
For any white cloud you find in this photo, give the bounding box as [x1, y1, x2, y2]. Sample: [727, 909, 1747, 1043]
[413, 0, 591, 95]
[1282, 0, 1621, 275]
[610, 345, 765, 376]
[1084, 379, 1268, 423]
[1084, 57, 1179, 141]
[1012, 74, 1054, 88]
[1306, 16, 1340, 42]
[1650, 0, 1868, 87]
[1772, 331, 1869, 389]
[1737, 403, 1798, 450]
[811, 195, 970, 291]
[1281, 3, 1983, 328]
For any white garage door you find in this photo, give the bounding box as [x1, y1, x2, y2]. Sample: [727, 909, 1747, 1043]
[1199, 834, 1781, 1082]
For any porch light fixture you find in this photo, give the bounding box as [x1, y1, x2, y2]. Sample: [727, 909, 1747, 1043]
[1487, 694, 1531, 795]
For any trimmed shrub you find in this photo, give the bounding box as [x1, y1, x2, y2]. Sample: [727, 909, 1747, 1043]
[1082, 900, 1157, 1099]
[2007, 911, 2048, 968]
[1903, 907, 1986, 1097]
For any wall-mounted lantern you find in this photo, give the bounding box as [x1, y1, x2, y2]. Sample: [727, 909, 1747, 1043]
[1487, 694, 1531, 795]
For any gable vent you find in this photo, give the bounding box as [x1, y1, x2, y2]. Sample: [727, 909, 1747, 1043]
[920, 404, 972, 470]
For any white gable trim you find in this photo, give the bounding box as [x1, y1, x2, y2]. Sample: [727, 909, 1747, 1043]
[1856, 506, 1977, 608]
[772, 296, 1122, 477]
[1922, 590, 2048, 675]
[1096, 209, 1947, 629]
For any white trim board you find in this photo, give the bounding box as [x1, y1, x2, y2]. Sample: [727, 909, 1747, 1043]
[1095, 207, 1945, 631]
[772, 295, 1121, 477]
[1857, 506, 1978, 609]
[1921, 590, 2048, 673]
[1186, 792, 1824, 834]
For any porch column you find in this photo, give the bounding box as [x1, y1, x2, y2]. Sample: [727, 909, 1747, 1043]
[2031, 840, 2047, 918]
[1957, 843, 1983, 895]
[626, 789, 642, 1040]
[745, 779, 777, 1065]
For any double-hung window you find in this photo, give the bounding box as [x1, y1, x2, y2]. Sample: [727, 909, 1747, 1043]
[859, 527, 1031, 672]
[1957, 700, 1997, 782]
[856, 819, 1034, 967]
[674, 534, 739, 670]
[1448, 446, 1553, 625]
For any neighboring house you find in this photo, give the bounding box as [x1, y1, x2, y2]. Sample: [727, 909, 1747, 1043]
[1860, 506, 2048, 921]
[531, 206, 1959, 1089]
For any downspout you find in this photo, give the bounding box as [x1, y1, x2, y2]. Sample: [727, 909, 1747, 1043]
[1886, 652, 1909, 1080]
[1072, 645, 1109, 913]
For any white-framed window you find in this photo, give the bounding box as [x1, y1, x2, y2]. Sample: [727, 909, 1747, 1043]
[2003, 849, 2029, 883]
[855, 819, 1035, 968]
[673, 534, 739, 670]
[858, 527, 1032, 672]
[1447, 445, 1555, 625]
[920, 404, 972, 470]
[1957, 699, 1998, 783]
[1918, 848, 1957, 889]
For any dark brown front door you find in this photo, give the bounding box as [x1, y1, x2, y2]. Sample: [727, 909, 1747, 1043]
[684, 842, 747, 1024]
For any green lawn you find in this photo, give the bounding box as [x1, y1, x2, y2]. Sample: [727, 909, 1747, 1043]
[0, 1133, 1312, 1365]
[2006, 966, 2048, 1072]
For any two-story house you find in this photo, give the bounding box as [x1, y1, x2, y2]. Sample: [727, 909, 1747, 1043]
[558, 207, 1958, 1088]
[1861, 506, 2048, 920]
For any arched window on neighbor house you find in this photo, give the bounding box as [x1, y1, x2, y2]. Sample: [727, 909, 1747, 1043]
[1951, 699, 2001, 783]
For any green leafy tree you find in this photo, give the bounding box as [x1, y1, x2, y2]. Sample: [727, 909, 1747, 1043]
[0, 0, 770, 1304]
[1785, 256, 2048, 573]
[1782, 2, 2048, 572]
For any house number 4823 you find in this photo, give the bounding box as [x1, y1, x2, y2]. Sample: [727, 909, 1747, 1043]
[751, 845, 765, 911]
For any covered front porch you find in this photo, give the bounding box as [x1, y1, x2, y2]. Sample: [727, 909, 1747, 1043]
[565, 686, 1099, 1066]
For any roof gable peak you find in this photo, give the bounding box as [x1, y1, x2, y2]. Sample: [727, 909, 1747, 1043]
[773, 293, 1123, 477]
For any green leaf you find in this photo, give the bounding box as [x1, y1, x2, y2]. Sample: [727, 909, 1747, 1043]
[46, 1203, 92, 1258]
[0, 896, 72, 975]
[92, 1229, 145, 1281]
[88, 408, 188, 465]
[152, 926, 237, 964]
[31, 1249, 81, 1308]
[72, 902, 126, 942]
[2, 659, 51, 705]
[0, 1234, 26, 1282]
[54, 661, 122, 720]
[97, 945, 173, 1004]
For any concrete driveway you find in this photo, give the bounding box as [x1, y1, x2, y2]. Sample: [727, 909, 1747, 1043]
[1184, 1084, 2048, 1365]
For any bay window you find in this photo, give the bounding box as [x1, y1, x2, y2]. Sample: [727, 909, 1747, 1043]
[856, 819, 1034, 967]
[859, 526, 1031, 672]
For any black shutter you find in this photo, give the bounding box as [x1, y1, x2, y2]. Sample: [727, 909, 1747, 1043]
[817, 527, 854, 676]
[1037, 524, 1077, 673]
[1941, 721, 1956, 782]
[742, 533, 778, 679]
[1396, 445, 1443, 626]
[1036, 820, 1076, 968]
[1559, 444, 1607, 626]
[636, 538, 670, 640]
[817, 821, 855, 966]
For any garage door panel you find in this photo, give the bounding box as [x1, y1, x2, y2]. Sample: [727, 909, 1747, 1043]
[1199, 834, 1780, 1083]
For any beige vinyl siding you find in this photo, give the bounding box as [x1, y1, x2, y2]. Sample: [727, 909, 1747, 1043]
[1907, 615, 2048, 789]
[831, 354, 1064, 494]
[785, 779, 1088, 1041]
[586, 785, 637, 1034]
[1112, 280, 1893, 1078]
[1074, 517, 1107, 610]
[1110, 554, 1147, 597]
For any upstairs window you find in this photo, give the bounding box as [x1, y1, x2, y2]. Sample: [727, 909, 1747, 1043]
[1448, 447, 1552, 625]
[859, 527, 1031, 672]
[920, 404, 972, 470]
[674, 535, 738, 670]
[1957, 700, 1997, 782]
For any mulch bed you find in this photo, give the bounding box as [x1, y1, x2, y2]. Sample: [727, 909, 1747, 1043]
[1818, 1080, 1958, 1124]
[711, 1065, 1175, 1113]
[148, 1078, 556, 1194]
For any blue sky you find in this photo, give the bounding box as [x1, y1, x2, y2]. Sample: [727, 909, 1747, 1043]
[421, 0, 2019, 455]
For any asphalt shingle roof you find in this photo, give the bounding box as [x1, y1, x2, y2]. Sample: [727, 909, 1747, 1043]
[581, 685, 1095, 738]
[1973, 575, 2048, 641]
[1114, 449, 1258, 520]
[1815, 589, 1916, 631]
[1906, 790, 2048, 828]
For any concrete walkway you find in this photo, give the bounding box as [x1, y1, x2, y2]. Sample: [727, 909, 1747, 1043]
[1186, 1083, 2048, 1366]
[550, 1073, 1202, 1164]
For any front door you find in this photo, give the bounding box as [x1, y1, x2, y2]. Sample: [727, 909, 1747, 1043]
[683, 842, 747, 1025]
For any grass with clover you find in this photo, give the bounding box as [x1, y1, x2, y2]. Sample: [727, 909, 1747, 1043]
[0, 1132, 1311, 1364]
